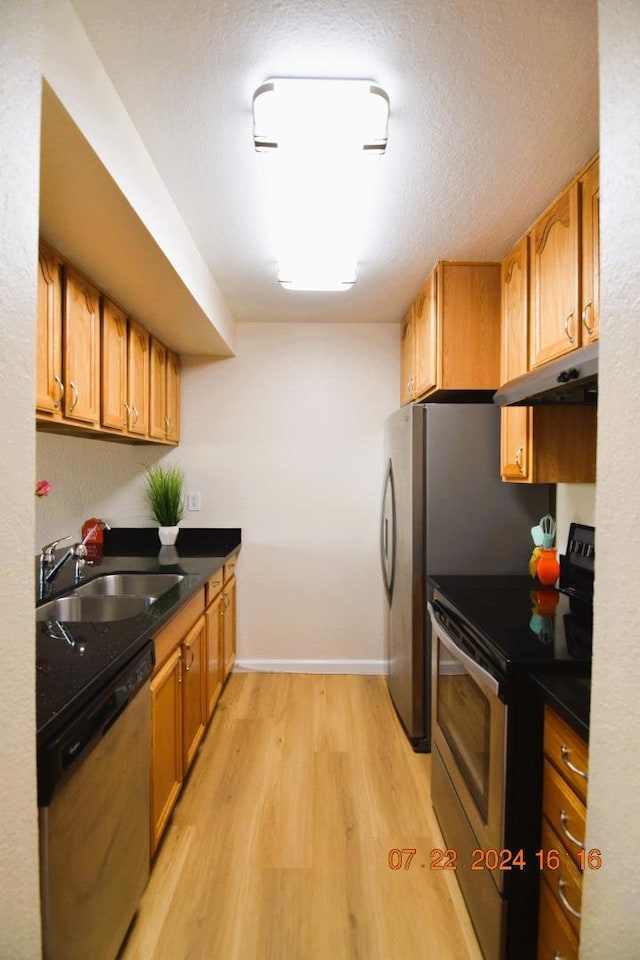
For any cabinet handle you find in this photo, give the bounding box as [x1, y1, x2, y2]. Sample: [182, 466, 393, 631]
[131, 405, 139, 426]
[184, 645, 194, 672]
[515, 446, 524, 474]
[53, 375, 64, 410]
[559, 810, 585, 851]
[223, 592, 231, 610]
[124, 401, 131, 427]
[582, 299, 594, 336]
[563, 310, 575, 344]
[178, 657, 183, 684]
[68, 380, 79, 413]
[557, 877, 581, 920]
[560, 744, 588, 781]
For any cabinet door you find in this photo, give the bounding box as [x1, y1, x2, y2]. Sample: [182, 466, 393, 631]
[580, 158, 599, 345]
[149, 338, 167, 439]
[205, 592, 223, 720]
[529, 184, 580, 368]
[101, 299, 128, 432]
[437, 262, 502, 390]
[221, 575, 237, 681]
[36, 245, 63, 415]
[413, 269, 437, 398]
[500, 407, 530, 481]
[150, 647, 183, 854]
[63, 267, 100, 423]
[501, 236, 529, 384]
[181, 615, 207, 773]
[399, 305, 415, 405]
[128, 321, 150, 437]
[165, 350, 180, 443]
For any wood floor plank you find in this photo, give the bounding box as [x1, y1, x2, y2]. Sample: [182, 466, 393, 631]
[120, 673, 483, 960]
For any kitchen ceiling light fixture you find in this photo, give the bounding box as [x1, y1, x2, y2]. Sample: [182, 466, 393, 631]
[252, 78, 389, 292]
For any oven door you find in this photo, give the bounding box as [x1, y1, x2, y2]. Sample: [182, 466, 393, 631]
[428, 602, 507, 879]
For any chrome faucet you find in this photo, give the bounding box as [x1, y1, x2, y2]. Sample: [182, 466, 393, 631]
[38, 521, 111, 597]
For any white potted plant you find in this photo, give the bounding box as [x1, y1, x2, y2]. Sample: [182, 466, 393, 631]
[144, 463, 185, 545]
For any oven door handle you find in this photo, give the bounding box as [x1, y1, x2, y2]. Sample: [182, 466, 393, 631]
[427, 602, 500, 698]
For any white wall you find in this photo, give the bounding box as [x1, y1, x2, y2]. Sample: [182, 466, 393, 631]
[581, 3, 640, 956]
[180, 321, 399, 669]
[37, 322, 398, 670]
[36, 434, 166, 545]
[0, 1, 42, 955]
[555, 483, 596, 554]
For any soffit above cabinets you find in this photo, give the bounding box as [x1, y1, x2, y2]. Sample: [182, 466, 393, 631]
[39, 83, 233, 358]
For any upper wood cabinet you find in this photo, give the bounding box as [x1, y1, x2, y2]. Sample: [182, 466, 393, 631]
[400, 261, 501, 404]
[101, 304, 151, 437]
[101, 298, 129, 432]
[36, 241, 178, 446]
[128, 320, 151, 437]
[500, 232, 597, 484]
[150, 339, 181, 444]
[580, 158, 599, 344]
[501, 236, 529, 385]
[62, 266, 101, 424]
[529, 156, 599, 368]
[36, 245, 64, 415]
[414, 270, 437, 398]
[400, 304, 415, 405]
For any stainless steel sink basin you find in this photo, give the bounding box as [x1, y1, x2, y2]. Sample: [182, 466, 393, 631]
[36, 595, 154, 623]
[73, 573, 184, 598]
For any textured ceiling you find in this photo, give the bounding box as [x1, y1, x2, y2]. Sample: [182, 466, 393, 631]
[70, 0, 598, 325]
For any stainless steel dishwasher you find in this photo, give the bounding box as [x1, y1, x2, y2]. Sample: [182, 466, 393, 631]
[38, 642, 154, 960]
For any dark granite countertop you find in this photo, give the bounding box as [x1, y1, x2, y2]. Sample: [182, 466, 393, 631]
[36, 528, 241, 748]
[529, 672, 591, 743]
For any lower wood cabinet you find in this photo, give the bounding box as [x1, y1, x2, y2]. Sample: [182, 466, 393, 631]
[150, 647, 183, 852]
[205, 588, 224, 721]
[180, 615, 207, 773]
[150, 557, 239, 855]
[537, 706, 589, 958]
[222, 573, 237, 680]
[150, 590, 205, 855]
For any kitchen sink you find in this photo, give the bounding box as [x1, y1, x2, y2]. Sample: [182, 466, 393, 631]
[72, 573, 184, 598]
[36, 594, 154, 623]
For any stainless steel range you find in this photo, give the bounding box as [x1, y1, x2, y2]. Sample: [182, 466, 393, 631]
[428, 524, 594, 960]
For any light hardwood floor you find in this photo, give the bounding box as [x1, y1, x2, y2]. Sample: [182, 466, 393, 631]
[120, 673, 483, 960]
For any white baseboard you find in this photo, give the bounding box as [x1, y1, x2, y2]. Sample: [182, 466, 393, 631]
[234, 658, 386, 675]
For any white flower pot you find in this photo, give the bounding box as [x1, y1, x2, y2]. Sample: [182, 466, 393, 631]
[158, 525, 180, 546]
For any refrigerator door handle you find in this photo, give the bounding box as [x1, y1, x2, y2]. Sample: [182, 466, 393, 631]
[380, 459, 396, 603]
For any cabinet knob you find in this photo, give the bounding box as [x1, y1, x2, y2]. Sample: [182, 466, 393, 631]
[560, 744, 588, 781]
[68, 380, 79, 413]
[557, 877, 581, 920]
[563, 310, 575, 344]
[559, 809, 585, 851]
[515, 446, 524, 474]
[582, 299, 594, 336]
[53, 375, 64, 410]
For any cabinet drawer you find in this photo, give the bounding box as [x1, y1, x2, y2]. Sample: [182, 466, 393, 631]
[537, 870, 579, 960]
[206, 569, 224, 604]
[543, 705, 589, 803]
[542, 758, 586, 866]
[224, 555, 237, 583]
[153, 589, 205, 670]
[540, 819, 582, 936]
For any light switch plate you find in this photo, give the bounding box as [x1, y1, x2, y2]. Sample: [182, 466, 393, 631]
[187, 492, 201, 511]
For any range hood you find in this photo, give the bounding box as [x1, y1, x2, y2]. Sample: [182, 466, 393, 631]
[493, 342, 598, 406]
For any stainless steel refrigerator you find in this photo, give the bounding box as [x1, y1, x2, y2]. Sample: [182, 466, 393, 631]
[380, 404, 550, 751]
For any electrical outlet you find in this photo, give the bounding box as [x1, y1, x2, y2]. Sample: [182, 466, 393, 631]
[187, 492, 201, 511]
